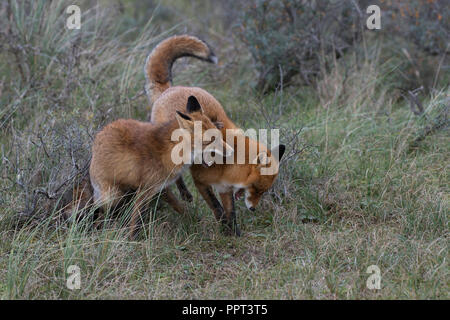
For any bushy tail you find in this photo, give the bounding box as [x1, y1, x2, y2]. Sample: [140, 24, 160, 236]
[145, 35, 217, 104]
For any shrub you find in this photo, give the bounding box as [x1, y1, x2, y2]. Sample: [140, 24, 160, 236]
[383, 0, 449, 56]
[0, 0, 157, 223]
[238, 0, 449, 93]
[237, 0, 368, 92]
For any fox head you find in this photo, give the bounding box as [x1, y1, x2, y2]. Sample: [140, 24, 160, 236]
[174, 96, 233, 166]
[235, 144, 286, 211]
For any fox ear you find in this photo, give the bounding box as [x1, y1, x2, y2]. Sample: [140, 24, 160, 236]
[175, 111, 193, 130]
[271, 144, 286, 162]
[186, 96, 203, 114]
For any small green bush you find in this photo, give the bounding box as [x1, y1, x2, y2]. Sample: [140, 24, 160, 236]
[238, 0, 449, 93]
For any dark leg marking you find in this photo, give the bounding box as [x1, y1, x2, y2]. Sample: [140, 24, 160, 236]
[176, 177, 193, 202]
[162, 187, 185, 214]
[219, 191, 241, 236]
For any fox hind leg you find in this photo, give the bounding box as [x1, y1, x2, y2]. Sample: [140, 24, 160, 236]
[91, 182, 123, 229]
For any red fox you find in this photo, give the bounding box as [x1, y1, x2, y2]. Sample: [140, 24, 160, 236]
[146, 35, 285, 235]
[89, 95, 233, 238]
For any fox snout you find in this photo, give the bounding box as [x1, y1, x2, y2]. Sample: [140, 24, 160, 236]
[234, 188, 256, 210]
[244, 191, 262, 212]
[244, 195, 258, 212]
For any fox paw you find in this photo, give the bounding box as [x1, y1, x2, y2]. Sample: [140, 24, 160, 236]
[222, 222, 241, 237]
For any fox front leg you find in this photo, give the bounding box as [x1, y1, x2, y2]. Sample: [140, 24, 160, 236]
[162, 187, 185, 214]
[175, 177, 193, 202]
[193, 180, 226, 222]
[219, 191, 241, 236]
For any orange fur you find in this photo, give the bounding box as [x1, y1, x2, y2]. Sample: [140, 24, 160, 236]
[145, 35, 217, 105]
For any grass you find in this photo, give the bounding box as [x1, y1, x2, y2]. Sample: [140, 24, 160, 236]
[0, 0, 448, 299]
